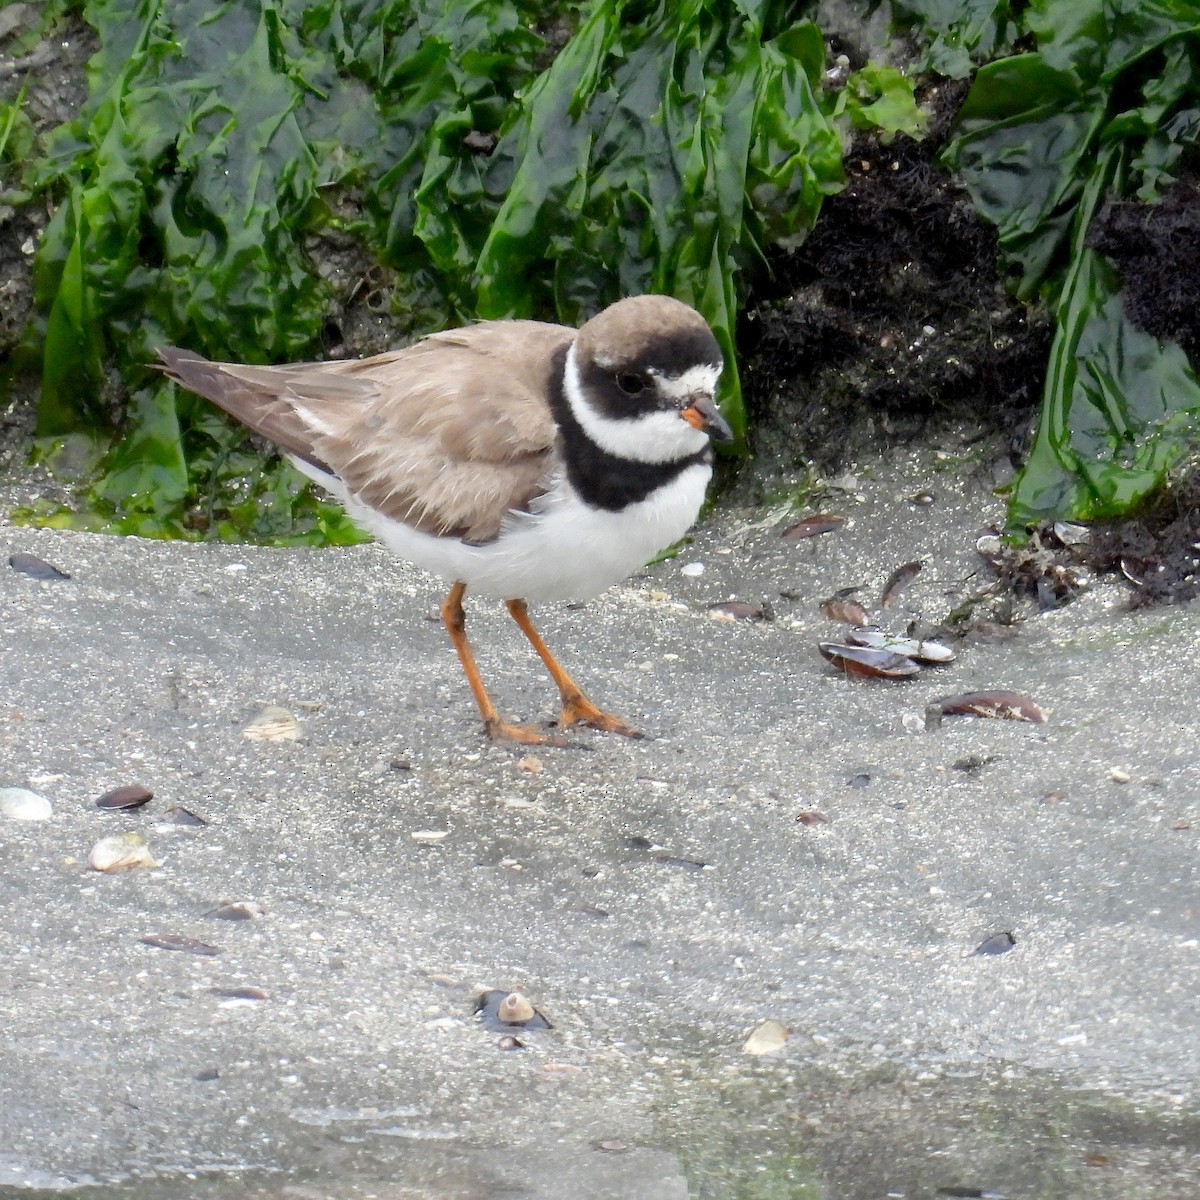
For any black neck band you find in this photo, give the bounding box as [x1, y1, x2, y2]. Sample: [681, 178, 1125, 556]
[547, 346, 712, 512]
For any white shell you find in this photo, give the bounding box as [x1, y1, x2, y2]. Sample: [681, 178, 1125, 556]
[243, 706, 300, 742]
[410, 830, 450, 844]
[848, 629, 956, 662]
[743, 1018, 790, 1056]
[88, 832, 159, 872]
[0, 787, 53, 821]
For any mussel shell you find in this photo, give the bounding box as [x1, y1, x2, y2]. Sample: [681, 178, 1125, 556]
[818, 643, 920, 678]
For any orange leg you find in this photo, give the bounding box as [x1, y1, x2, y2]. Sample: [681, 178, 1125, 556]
[505, 599, 644, 739]
[440, 582, 567, 746]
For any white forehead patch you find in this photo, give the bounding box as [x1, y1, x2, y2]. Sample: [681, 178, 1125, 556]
[564, 346, 711, 465]
[651, 362, 723, 403]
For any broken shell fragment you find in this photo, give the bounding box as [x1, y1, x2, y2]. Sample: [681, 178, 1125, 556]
[707, 600, 769, 622]
[96, 784, 153, 810]
[653, 855, 710, 870]
[846, 629, 955, 663]
[1051, 520, 1090, 547]
[820, 596, 870, 626]
[8, 552, 71, 581]
[242, 706, 300, 742]
[210, 985, 268, 1001]
[880, 560, 923, 609]
[206, 901, 265, 921]
[0, 786, 53, 821]
[973, 931, 1016, 956]
[975, 532, 1005, 565]
[925, 690, 1047, 729]
[743, 1018, 790, 1056]
[140, 933, 220, 956]
[818, 643, 920, 678]
[781, 514, 845, 541]
[88, 832, 159, 872]
[162, 806, 207, 827]
[474, 989, 552, 1032]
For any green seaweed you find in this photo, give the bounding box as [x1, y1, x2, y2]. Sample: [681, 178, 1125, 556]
[21, 0, 850, 539]
[922, 0, 1200, 526]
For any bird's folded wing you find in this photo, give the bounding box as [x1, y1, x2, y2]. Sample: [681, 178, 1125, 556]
[160, 321, 573, 543]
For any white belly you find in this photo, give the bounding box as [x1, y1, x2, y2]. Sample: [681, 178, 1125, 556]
[333, 463, 712, 602]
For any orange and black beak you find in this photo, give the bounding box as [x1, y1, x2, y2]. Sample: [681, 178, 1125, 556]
[681, 393, 734, 443]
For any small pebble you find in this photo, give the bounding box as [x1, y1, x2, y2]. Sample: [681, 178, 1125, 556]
[680, 562, 705, 577]
[497, 993, 535, 1024]
[475, 989, 552, 1031]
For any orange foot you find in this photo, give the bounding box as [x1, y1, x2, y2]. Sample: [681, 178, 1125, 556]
[483, 717, 571, 748]
[557, 692, 645, 739]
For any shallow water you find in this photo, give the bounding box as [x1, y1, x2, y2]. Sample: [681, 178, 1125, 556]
[4, 1061, 1197, 1200]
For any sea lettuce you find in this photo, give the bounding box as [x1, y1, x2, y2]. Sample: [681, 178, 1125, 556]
[24, 0, 848, 537]
[929, 0, 1200, 525]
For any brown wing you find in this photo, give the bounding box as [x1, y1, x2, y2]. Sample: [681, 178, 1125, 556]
[158, 320, 573, 543]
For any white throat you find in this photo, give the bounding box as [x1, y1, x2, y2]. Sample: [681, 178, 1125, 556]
[563, 343, 713, 464]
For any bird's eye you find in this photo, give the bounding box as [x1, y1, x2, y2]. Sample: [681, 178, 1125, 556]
[616, 373, 646, 395]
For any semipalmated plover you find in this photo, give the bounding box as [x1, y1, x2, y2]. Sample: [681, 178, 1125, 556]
[159, 294, 732, 744]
